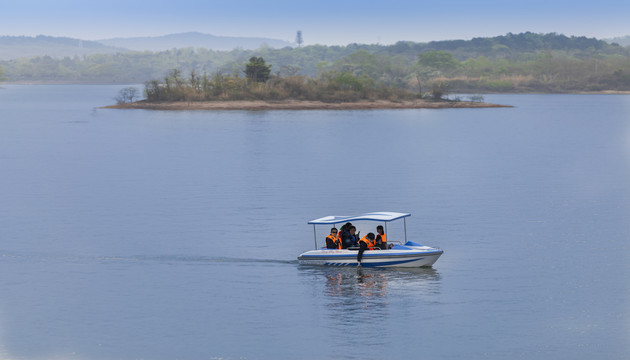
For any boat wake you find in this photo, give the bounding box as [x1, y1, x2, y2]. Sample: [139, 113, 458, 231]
[1, 251, 298, 266]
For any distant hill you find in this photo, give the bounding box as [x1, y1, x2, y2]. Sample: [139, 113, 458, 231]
[0, 35, 126, 60]
[604, 35, 630, 47]
[97, 32, 293, 51]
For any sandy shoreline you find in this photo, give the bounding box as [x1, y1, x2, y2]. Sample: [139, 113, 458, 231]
[102, 99, 513, 111]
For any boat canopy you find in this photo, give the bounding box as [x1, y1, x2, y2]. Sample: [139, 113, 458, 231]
[308, 212, 410, 225]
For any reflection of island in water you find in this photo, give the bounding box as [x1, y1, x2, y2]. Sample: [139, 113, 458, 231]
[302, 266, 442, 326]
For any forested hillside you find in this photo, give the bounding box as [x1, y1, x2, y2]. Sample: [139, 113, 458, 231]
[2, 32, 630, 92]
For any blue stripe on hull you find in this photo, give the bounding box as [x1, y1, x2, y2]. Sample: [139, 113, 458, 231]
[324, 258, 423, 267]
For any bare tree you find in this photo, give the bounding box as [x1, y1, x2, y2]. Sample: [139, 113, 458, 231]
[115, 87, 139, 104]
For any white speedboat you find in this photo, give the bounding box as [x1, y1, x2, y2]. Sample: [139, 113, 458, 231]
[298, 212, 443, 268]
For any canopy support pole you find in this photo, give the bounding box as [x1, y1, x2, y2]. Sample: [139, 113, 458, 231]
[403, 217, 407, 244]
[313, 224, 318, 249]
[384, 222, 388, 241]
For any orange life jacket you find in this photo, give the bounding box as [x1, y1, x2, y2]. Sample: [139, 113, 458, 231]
[377, 233, 387, 244]
[359, 235, 376, 250]
[326, 234, 342, 249]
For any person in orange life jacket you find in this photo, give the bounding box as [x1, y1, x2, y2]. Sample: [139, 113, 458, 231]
[341, 226, 359, 249]
[357, 232, 376, 265]
[325, 228, 342, 249]
[375, 225, 387, 250]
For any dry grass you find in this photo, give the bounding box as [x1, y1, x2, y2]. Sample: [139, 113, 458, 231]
[103, 99, 512, 111]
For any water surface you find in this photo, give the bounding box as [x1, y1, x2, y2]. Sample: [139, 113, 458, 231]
[1, 86, 629, 359]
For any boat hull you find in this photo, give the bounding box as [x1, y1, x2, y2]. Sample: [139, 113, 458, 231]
[298, 247, 443, 268]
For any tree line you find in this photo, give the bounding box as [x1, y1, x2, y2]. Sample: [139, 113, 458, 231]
[3, 32, 630, 93]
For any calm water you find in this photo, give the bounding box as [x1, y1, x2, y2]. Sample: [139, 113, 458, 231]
[1, 85, 629, 360]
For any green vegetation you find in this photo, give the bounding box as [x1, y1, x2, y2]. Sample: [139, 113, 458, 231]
[144, 66, 417, 102]
[245, 56, 271, 83]
[2, 32, 630, 93]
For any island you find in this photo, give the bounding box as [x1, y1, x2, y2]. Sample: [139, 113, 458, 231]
[104, 58, 513, 111]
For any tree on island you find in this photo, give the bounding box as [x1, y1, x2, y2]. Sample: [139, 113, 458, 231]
[245, 56, 271, 82]
[115, 87, 139, 104]
[417, 51, 460, 99]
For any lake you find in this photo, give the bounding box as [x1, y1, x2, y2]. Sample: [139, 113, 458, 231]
[1, 85, 629, 359]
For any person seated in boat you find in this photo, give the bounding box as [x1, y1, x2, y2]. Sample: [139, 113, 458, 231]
[375, 225, 387, 250]
[338, 222, 352, 239]
[357, 232, 377, 265]
[325, 228, 342, 249]
[341, 225, 359, 249]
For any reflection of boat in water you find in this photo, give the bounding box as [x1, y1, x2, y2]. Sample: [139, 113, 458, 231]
[298, 212, 443, 267]
[325, 269, 386, 297]
[298, 262, 442, 354]
[300, 266, 442, 317]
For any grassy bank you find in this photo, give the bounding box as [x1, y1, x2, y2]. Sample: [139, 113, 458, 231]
[141, 69, 426, 103]
[104, 99, 512, 111]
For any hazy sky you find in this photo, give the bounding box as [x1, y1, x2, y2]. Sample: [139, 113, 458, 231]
[3, 0, 629, 45]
